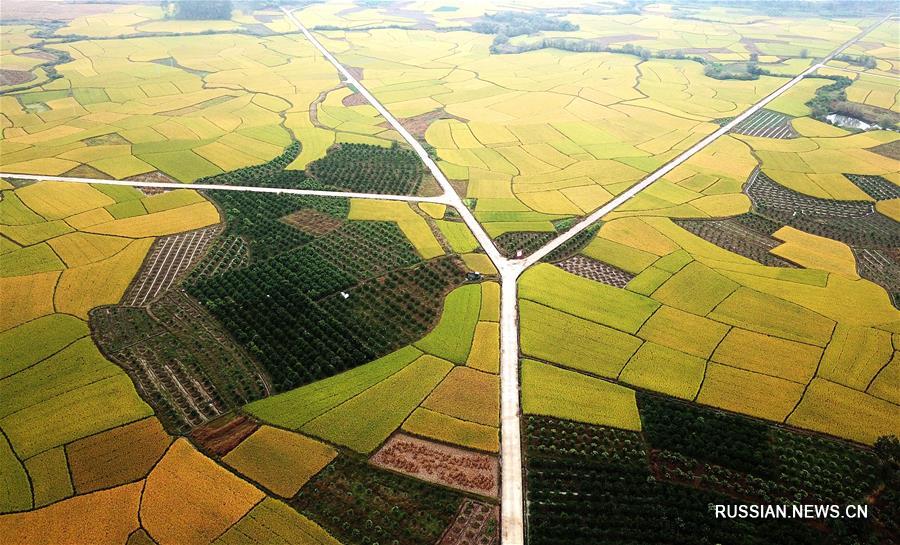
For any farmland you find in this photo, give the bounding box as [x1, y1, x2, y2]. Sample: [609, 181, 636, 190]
[2, 1, 899, 544]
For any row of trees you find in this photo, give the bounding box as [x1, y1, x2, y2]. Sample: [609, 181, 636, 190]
[525, 409, 895, 544]
[750, 171, 900, 248]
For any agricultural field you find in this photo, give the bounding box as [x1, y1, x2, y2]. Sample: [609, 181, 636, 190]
[2, 1, 899, 544]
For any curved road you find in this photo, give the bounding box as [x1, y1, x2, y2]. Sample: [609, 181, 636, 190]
[0, 11, 890, 545]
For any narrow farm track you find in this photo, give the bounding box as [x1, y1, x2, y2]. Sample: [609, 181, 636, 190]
[0, 172, 451, 205]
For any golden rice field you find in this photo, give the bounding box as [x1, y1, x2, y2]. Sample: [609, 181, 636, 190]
[521, 202, 899, 443]
[1, 7, 398, 182]
[1, 2, 899, 543]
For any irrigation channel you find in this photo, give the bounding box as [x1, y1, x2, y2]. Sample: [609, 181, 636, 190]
[0, 10, 891, 545]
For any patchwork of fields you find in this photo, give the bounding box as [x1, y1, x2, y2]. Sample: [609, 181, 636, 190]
[1, 1, 898, 545]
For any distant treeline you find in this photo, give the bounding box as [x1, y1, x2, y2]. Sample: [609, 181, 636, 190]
[471, 11, 579, 51]
[669, 0, 895, 16]
[163, 0, 233, 20]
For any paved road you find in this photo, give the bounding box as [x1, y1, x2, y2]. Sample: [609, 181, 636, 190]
[281, 7, 505, 268]
[281, 10, 529, 543]
[0, 172, 450, 204]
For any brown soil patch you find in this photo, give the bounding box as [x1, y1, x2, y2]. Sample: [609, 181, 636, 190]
[191, 414, 259, 457]
[345, 66, 364, 81]
[0, 69, 34, 86]
[281, 208, 344, 235]
[62, 164, 110, 179]
[370, 433, 498, 498]
[438, 499, 500, 545]
[870, 140, 900, 161]
[419, 173, 444, 197]
[126, 171, 178, 194]
[342, 92, 368, 107]
[396, 109, 468, 139]
[66, 417, 172, 494]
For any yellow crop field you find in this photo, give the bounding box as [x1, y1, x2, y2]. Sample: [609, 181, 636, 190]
[2, 23, 399, 182]
[771, 227, 859, 278]
[24, 447, 73, 508]
[697, 363, 805, 422]
[215, 498, 342, 545]
[16, 182, 115, 220]
[0, 221, 74, 246]
[788, 379, 900, 444]
[421, 366, 499, 427]
[47, 232, 130, 267]
[522, 360, 642, 430]
[54, 238, 154, 318]
[0, 482, 142, 545]
[466, 321, 500, 373]
[301, 354, 453, 453]
[637, 306, 729, 359]
[462, 253, 497, 275]
[141, 439, 264, 545]
[520, 300, 642, 378]
[868, 352, 899, 405]
[651, 261, 739, 315]
[85, 201, 219, 237]
[619, 342, 706, 400]
[0, 271, 59, 332]
[819, 325, 894, 391]
[711, 328, 822, 383]
[222, 427, 336, 498]
[348, 199, 444, 259]
[709, 288, 835, 346]
[402, 407, 499, 453]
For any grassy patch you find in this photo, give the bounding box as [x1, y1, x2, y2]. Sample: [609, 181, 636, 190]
[223, 426, 336, 498]
[520, 300, 642, 378]
[520, 264, 659, 334]
[302, 355, 453, 453]
[246, 345, 421, 430]
[521, 359, 641, 430]
[415, 284, 481, 363]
